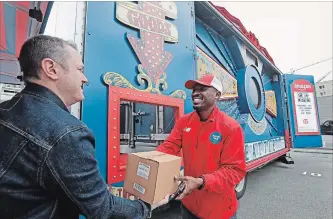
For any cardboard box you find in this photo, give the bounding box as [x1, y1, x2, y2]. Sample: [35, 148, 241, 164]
[124, 151, 182, 204]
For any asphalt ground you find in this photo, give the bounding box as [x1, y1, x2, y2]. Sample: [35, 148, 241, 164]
[152, 151, 333, 219]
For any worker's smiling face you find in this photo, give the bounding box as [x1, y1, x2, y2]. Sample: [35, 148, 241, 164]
[191, 83, 221, 112]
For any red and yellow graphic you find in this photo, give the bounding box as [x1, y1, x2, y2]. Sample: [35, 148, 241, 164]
[116, 1, 178, 82]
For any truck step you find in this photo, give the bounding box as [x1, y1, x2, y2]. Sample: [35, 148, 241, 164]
[279, 155, 295, 165]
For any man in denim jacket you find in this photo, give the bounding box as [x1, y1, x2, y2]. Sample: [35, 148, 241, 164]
[0, 35, 168, 219]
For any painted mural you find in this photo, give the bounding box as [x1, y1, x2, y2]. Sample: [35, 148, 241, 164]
[103, 1, 186, 99]
[265, 90, 277, 117]
[196, 47, 238, 99]
[195, 43, 278, 138]
[245, 137, 285, 162]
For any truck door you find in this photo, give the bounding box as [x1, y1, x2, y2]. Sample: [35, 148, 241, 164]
[283, 74, 323, 148]
[0, 1, 52, 85]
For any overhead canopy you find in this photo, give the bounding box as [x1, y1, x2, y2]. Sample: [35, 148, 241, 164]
[0, 1, 53, 84]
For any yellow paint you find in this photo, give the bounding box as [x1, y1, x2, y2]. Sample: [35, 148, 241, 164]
[103, 64, 186, 99]
[248, 115, 267, 135]
[196, 47, 238, 99]
[265, 91, 277, 117]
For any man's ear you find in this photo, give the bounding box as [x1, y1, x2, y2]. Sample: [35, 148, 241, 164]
[40, 58, 59, 80]
[216, 91, 222, 99]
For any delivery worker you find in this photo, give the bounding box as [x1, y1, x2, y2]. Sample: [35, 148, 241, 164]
[0, 35, 168, 219]
[156, 74, 246, 219]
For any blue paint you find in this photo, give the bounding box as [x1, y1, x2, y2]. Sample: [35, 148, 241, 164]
[82, 2, 196, 180]
[237, 113, 270, 142]
[0, 50, 12, 54]
[262, 73, 282, 136]
[196, 36, 217, 62]
[193, 15, 288, 144]
[216, 99, 240, 120]
[196, 19, 228, 70]
[209, 131, 222, 144]
[207, 33, 234, 75]
[272, 75, 285, 136]
[284, 74, 323, 148]
[3, 3, 16, 55]
[237, 65, 266, 122]
[210, 34, 237, 76]
[199, 18, 237, 75]
[226, 36, 246, 70]
[195, 19, 235, 76]
[196, 38, 220, 67]
[262, 74, 272, 90]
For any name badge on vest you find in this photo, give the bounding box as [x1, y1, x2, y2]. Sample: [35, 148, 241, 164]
[209, 132, 222, 144]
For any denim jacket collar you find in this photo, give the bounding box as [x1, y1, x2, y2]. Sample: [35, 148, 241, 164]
[22, 82, 69, 112]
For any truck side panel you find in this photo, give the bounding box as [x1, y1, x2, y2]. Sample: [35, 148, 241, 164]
[194, 2, 288, 165]
[82, 1, 197, 181]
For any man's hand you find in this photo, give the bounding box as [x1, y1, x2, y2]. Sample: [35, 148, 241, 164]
[175, 176, 203, 200]
[151, 194, 170, 210]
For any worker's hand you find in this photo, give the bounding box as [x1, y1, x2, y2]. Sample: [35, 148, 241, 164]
[175, 176, 203, 200]
[151, 194, 170, 210]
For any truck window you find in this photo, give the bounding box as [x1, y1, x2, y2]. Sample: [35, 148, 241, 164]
[106, 86, 184, 183]
[119, 101, 175, 155]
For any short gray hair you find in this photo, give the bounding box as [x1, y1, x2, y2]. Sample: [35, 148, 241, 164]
[18, 35, 78, 82]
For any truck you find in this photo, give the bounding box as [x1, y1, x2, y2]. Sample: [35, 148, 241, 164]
[0, 0, 324, 212]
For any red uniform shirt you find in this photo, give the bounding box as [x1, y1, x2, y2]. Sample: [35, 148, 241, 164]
[157, 107, 246, 219]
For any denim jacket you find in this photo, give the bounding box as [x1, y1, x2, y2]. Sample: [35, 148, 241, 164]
[0, 83, 150, 219]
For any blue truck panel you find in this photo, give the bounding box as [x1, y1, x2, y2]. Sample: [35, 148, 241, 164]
[195, 18, 237, 77]
[82, 1, 196, 180]
[194, 14, 286, 146]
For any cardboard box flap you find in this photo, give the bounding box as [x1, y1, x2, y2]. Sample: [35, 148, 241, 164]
[132, 151, 181, 163]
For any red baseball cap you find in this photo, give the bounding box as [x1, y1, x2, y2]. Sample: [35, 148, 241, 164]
[185, 74, 223, 93]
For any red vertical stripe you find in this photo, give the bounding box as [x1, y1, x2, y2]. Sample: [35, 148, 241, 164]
[0, 2, 7, 51]
[15, 1, 30, 9]
[15, 10, 28, 56]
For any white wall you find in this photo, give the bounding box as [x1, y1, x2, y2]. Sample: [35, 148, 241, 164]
[316, 80, 333, 97]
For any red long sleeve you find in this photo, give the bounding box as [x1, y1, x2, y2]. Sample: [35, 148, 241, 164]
[202, 126, 246, 193]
